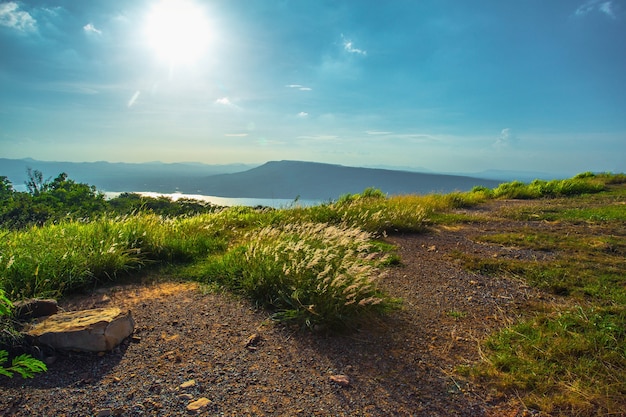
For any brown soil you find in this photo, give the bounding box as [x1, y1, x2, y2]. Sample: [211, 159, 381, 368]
[1, 202, 557, 416]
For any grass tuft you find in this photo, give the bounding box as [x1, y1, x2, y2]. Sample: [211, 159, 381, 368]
[197, 223, 399, 329]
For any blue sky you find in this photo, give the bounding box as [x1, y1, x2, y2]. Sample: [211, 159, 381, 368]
[1, 0, 625, 175]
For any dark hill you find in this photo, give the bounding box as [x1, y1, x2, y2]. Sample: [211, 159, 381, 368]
[0, 158, 253, 192]
[183, 160, 502, 200]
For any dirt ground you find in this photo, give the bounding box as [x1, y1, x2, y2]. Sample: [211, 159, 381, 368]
[1, 203, 557, 416]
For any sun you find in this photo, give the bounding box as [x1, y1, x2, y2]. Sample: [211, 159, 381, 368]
[143, 0, 211, 67]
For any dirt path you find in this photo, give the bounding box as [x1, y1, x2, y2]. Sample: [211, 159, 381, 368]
[0, 209, 551, 416]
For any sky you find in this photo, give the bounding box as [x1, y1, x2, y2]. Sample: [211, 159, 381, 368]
[1, 0, 625, 176]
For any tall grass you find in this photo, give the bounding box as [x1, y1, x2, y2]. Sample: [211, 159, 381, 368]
[285, 190, 452, 234]
[0, 213, 227, 298]
[199, 222, 398, 329]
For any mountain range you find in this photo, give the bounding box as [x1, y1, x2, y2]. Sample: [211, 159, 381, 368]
[1, 158, 508, 200]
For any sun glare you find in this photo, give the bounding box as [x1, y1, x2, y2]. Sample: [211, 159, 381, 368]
[143, 0, 211, 67]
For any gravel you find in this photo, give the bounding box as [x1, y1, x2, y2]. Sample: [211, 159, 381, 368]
[1, 209, 551, 416]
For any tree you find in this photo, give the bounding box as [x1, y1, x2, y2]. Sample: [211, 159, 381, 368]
[25, 168, 48, 196]
[0, 176, 14, 202]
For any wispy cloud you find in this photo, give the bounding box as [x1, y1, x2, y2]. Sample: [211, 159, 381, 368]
[575, 0, 617, 19]
[297, 134, 338, 141]
[365, 130, 392, 135]
[83, 23, 102, 35]
[599, 1, 616, 18]
[225, 133, 248, 137]
[0, 2, 36, 32]
[341, 34, 367, 56]
[286, 84, 313, 91]
[493, 128, 519, 149]
[297, 112, 309, 118]
[127, 91, 140, 108]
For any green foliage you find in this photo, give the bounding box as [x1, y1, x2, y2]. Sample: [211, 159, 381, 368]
[107, 192, 222, 217]
[491, 176, 608, 200]
[0, 289, 12, 318]
[0, 171, 108, 229]
[0, 289, 47, 379]
[0, 351, 48, 379]
[199, 223, 398, 329]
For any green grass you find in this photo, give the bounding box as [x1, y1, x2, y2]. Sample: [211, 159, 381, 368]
[0, 172, 625, 411]
[473, 306, 626, 416]
[0, 213, 229, 298]
[450, 177, 626, 415]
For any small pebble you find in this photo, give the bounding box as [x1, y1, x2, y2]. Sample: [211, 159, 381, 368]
[180, 379, 196, 389]
[186, 397, 211, 413]
[330, 374, 350, 387]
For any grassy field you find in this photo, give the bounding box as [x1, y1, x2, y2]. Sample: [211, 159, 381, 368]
[454, 180, 626, 416]
[1, 172, 625, 415]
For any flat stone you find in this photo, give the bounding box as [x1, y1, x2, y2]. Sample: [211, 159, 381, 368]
[23, 307, 135, 352]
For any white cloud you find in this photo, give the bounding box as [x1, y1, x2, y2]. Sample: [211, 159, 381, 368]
[297, 112, 309, 117]
[286, 84, 312, 91]
[341, 34, 367, 56]
[365, 130, 392, 135]
[575, 0, 616, 18]
[0, 2, 36, 32]
[83, 23, 102, 35]
[225, 133, 248, 137]
[215, 97, 241, 109]
[216, 97, 231, 105]
[493, 128, 519, 149]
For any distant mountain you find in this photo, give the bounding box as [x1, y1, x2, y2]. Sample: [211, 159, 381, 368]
[0, 158, 504, 199]
[181, 160, 502, 200]
[0, 158, 255, 192]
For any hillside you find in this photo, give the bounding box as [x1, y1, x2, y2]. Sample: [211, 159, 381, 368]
[185, 160, 503, 199]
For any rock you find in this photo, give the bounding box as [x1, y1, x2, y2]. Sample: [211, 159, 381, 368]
[245, 333, 261, 350]
[186, 397, 211, 413]
[330, 374, 351, 387]
[180, 379, 196, 389]
[12, 299, 58, 321]
[23, 307, 135, 352]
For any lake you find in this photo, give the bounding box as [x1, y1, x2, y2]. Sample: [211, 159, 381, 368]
[104, 191, 324, 208]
